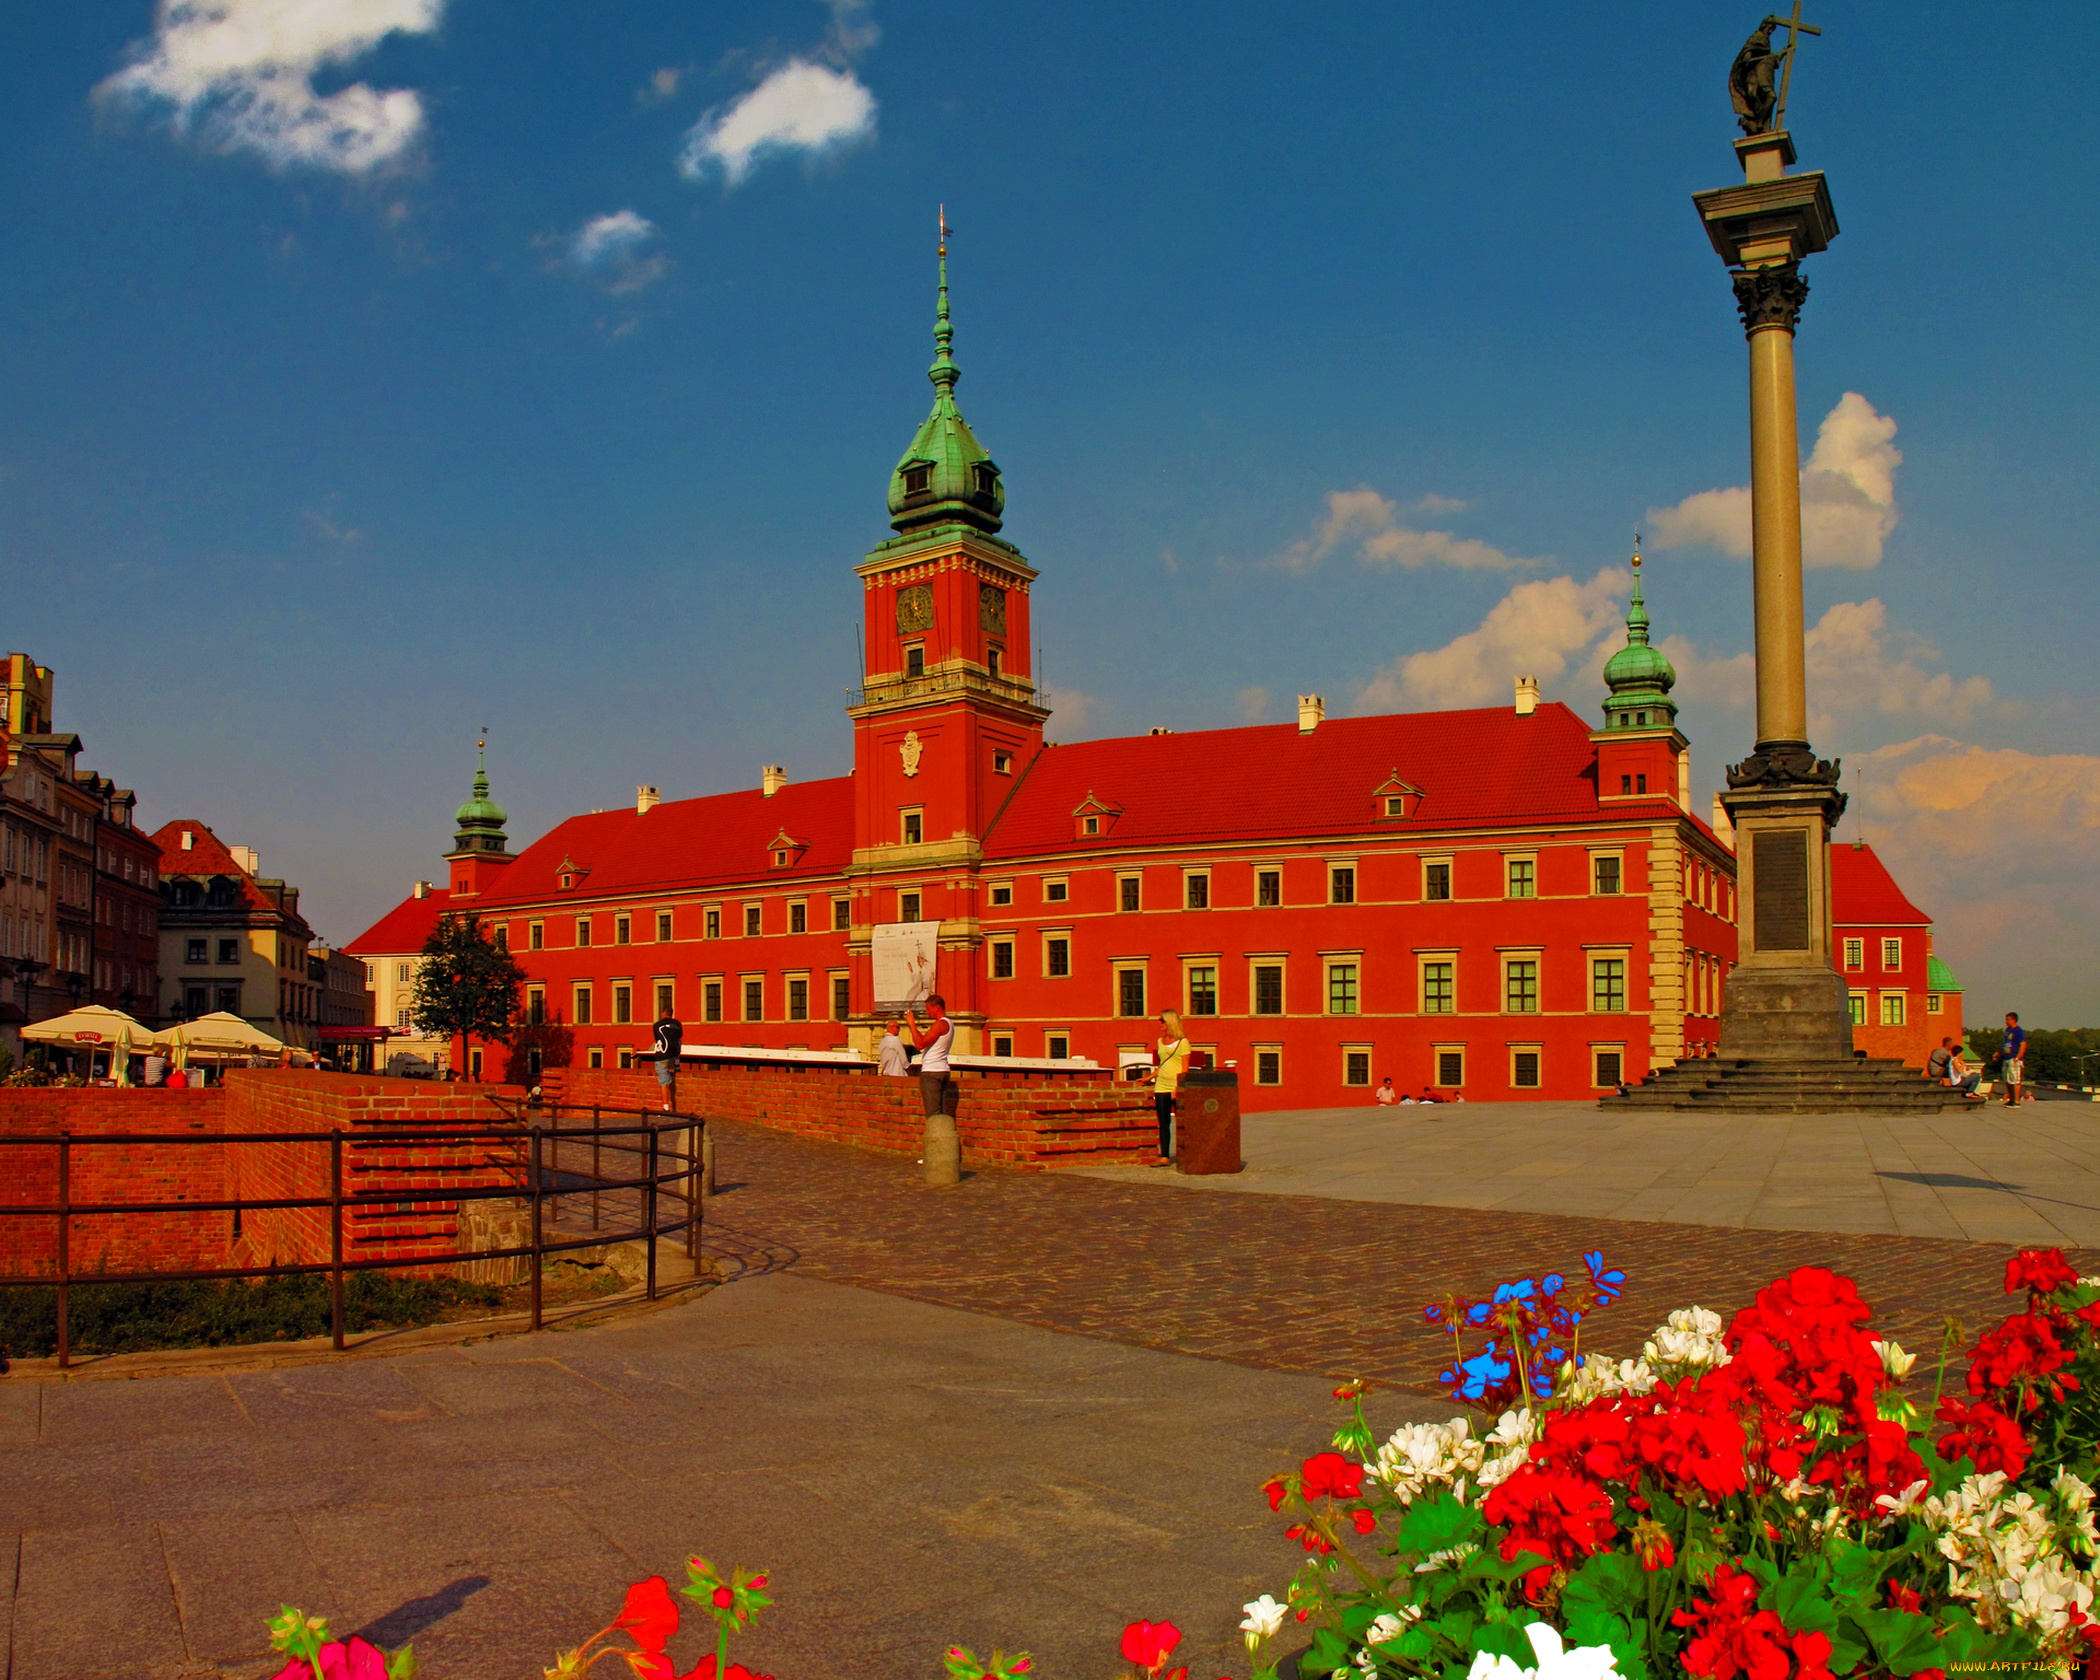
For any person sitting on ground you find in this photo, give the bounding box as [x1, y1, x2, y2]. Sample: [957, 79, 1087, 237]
[1926, 1037, 1955, 1084]
[1374, 1076, 1397, 1106]
[1947, 1044, 1982, 1099]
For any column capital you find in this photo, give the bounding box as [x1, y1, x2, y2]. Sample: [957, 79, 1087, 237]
[1731, 263, 1809, 336]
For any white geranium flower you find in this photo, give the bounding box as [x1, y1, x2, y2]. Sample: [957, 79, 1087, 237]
[1875, 1479, 1930, 1522]
[1374, 1417, 1486, 1503]
[1871, 1339, 1918, 1380]
[1353, 1607, 1426, 1669]
[1466, 1623, 1622, 1680]
[1644, 1306, 1731, 1375]
[1240, 1594, 1287, 1647]
[1557, 1355, 1657, 1403]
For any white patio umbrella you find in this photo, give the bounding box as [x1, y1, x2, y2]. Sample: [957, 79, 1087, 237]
[21, 1004, 149, 1083]
[154, 1012, 295, 1067]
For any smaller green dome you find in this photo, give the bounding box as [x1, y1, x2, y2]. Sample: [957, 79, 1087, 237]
[452, 743, 510, 854]
[887, 220, 1005, 536]
[1601, 554, 1679, 731]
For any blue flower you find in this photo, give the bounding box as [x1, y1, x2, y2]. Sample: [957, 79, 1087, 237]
[1440, 1344, 1514, 1402]
[1583, 1250, 1626, 1305]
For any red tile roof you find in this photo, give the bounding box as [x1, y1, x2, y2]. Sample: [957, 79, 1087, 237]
[985, 704, 1630, 855]
[343, 887, 455, 956]
[477, 777, 856, 907]
[146, 818, 282, 916]
[1831, 839, 1929, 926]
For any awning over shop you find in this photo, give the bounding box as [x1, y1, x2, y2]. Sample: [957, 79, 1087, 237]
[318, 1026, 395, 1042]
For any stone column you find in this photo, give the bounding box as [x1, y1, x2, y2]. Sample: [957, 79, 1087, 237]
[1691, 132, 1852, 1062]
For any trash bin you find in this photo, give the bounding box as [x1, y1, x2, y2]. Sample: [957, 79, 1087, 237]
[1176, 1069, 1241, 1175]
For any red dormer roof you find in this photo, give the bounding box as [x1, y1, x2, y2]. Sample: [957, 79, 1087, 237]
[477, 777, 855, 906]
[146, 818, 287, 917]
[343, 887, 454, 957]
[984, 703, 1620, 856]
[1831, 840, 1930, 926]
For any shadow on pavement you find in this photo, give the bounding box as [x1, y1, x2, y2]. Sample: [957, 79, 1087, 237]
[353, 1576, 492, 1649]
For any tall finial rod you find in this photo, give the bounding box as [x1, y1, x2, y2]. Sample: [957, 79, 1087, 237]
[1626, 535, 1651, 643]
[930, 204, 958, 395]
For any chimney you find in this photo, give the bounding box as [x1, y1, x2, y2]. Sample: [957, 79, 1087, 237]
[636, 785, 660, 814]
[231, 845, 260, 875]
[1296, 695, 1324, 734]
[180, 829, 195, 850]
[761, 765, 787, 797]
[412, 880, 434, 899]
[1514, 675, 1540, 716]
[1709, 795, 1736, 851]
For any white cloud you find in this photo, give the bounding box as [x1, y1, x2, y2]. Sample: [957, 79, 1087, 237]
[97, 0, 446, 175]
[1048, 689, 1103, 739]
[639, 65, 690, 105]
[1647, 392, 1902, 570]
[679, 59, 876, 186]
[1235, 687, 1270, 724]
[1277, 488, 1536, 574]
[1355, 567, 1628, 712]
[1846, 738, 2100, 1022]
[563, 210, 667, 294]
[1803, 600, 1993, 733]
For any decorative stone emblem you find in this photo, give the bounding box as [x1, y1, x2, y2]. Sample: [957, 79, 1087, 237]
[978, 583, 1006, 635]
[896, 585, 934, 634]
[1731, 262, 1810, 335]
[900, 730, 923, 778]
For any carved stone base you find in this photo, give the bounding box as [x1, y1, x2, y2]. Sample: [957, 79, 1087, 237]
[1719, 962, 1852, 1061]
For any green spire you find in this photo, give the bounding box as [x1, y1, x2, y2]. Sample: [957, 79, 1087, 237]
[1601, 544, 1678, 731]
[452, 736, 510, 854]
[887, 207, 1005, 536]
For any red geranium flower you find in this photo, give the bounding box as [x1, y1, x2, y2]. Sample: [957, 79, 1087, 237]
[615, 1578, 680, 1655]
[1969, 1311, 2080, 1408]
[1675, 1562, 1836, 1680]
[1937, 1394, 2033, 1476]
[2006, 1249, 2079, 1296]
[1299, 1452, 1365, 1500]
[1262, 1476, 1288, 1512]
[1284, 1522, 1335, 1556]
[1350, 1508, 1378, 1535]
[1121, 1620, 1183, 1673]
[1482, 1465, 1617, 1571]
[1886, 1581, 1923, 1614]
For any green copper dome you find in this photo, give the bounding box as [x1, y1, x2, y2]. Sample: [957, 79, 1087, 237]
[1601, 555, 1678, 731]
[887, 217, 1004, 536]
[452, 742, 510, 854]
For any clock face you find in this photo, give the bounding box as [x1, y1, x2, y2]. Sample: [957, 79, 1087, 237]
[896, 585, 934, 633]
[978, 583, 1007, 635]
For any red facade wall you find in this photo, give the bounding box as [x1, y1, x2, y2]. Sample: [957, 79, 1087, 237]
[550, 1060, 1155, 1170]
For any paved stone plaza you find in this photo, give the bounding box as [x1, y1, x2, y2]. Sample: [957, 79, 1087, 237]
[1082, 1098, 2100, 1246]
[5, 1116, 2085, 1679]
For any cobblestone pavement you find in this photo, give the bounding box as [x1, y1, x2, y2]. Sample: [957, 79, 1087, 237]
[706, 1120, 2075, 1390]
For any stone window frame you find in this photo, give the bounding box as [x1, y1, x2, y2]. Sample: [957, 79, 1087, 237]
[700, 976, 725, 1024]
[1841, 937, 1865, 970]
[1417, 949, 1458, 1015]
[611, 981, 633, 1025]
[1503, 853, 1538, 901]
[529, 920, 545, 951]
[1341, 1044, 1374, 1087]
[1041, 929, 1073, 979]
[1249, 957, 1286, 1017]
[898, 887, 924, 923]
[1324, 954, 1362, 1017]
[653, 979, 676, 1019]
[1117, 873, 1142, 913]
[615, 914, 632, 946]
[740, 974, 765, 1023]
[1327, 860, 1358, 906]
[1589, 850, 1625, 896]
[1045, 1031, 1071, 1060]
[1183, 869, 1211, 911]
[1253, 1044, 1284, 1087]
[1040, 875, 1070, 904]
[989, 1031, 1015, 1058]
[527, 987, 547, 1025]
[1586, 947, 1631, 1014]
[1881, 936, 1904, 971]
[784, 973, 812, 1023]
[1878, 990, 1907, 1027]
[831, 897, 853, 931]
[988, 937, 1017, 981]
[1501, 951, 1542, 1014]
[828, 971, 850, 1021]
[742, 902, 763, 938]
[787, 899, 809, 935]
[1590, 1042, 1627, 1089]
[986, 881, 1015, 910]
[1509, 1043, 1544, 1090]
[572, 982, 594, 1026]
[656, 909, 674, 942]
[1421, 856, 1454, 903]
[1254, 866, 1282, 908]
[1113, 961, 1149, 1019]
[900, 807, 925, 847]
[1182, 957, 1220, 1017]
[703, 905, 723, 940]
[576, 916, 594, 948]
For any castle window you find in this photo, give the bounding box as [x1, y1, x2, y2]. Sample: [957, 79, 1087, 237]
[987, 647, 1003, 678]
[1043, 878, 1068, 903]
[1119, 875, 1140, 912]
[1186, 965, 1217, 1016]
[901, 810, 923, 845]
[832, 975, 850, 1019]
[905, 646, 925, 678]
[1593, 855, 1622, 895]
[615, 915, 631, 945]
[789, 901, 807, 934]
[744, 905, 761, 937]
[656, 983, 674, 1017]
[743, 979, 763, 1021]
[1326, 963, 1359, 1016]
[1185, 873, 1210, 910]
[833, 898, 852, 929]
[973, 464, 997, 496]
[1880, 993, 1907, 1027]
[1082, 815, 1100, 835]
[903, 464, 932, 495]
[1620, 775, 1633, 794]
[1592, 958, 1627, 1013]
[1255, 1050, 1282, 1087]
[1117, 967, 1147, 1018]
[1842, 938, 1864, 970]
[1504, 959, 1539, 1013]
[1594, 1050, 1623, 1089]
[993, 751, 1013, 774]
[576, 918, 593, 947]
[990, 940, 1015, 980]
[1256, 869, 1281, 907]
[1047, 1034, 1070, 1059]
[1421, 960, 1455, 1014]
[1423, 861, 1452, 901]
[988, 884, 1012, 908]
[1849, 993, 1867, 1025]
[657, 911, 673, 941]
[705, 907, 722, 940]
[1045, 936, 1070, 977]
[613, 985, 632, 1025]
[1344, 1051, 1371, 1087]
[1385, 796, 1407, 817]
[1506, 858, 1536, 899]
[787, 978, 809, 1021]
[1512, 1050, 1542, 1089]
[1252, 964, 1284, 1016]
[1882, 937, 1904, 970]
[1329, 866, 1356, 905]
[703, 981, 723, 1023]
[900, 891, 922, 922]
[1637, 774, 1648, 793]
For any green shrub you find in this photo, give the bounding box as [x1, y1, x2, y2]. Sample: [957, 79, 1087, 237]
[0, 1270, 502, 1359]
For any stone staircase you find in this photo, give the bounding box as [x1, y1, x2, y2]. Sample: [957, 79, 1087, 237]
[1600, 1054, 1983, 1115]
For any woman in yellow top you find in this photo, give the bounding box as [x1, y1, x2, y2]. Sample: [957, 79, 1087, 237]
[1151, 1009, 1192, 1167]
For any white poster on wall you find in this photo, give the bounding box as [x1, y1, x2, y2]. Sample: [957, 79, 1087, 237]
[872, 920, 941, 1013]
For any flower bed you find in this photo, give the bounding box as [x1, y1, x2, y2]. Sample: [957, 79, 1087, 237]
[255, 1246, 2100, 1680]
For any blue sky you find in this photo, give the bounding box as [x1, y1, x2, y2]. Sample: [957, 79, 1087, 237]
[3, 2, 2095, 1020]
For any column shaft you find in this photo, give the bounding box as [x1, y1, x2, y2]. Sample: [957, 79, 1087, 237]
[1747, 323, 1808, 748]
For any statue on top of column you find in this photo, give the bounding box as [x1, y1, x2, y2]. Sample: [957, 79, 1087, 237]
[1729, 20, 1781, 134]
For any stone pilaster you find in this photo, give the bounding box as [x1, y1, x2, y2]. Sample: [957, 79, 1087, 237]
[1645, 824, 1686, 1068]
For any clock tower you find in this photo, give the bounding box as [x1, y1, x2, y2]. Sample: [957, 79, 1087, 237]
[845, 220, 1049, 1048]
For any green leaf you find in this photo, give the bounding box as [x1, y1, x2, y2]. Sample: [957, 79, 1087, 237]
[1850, 1608, 1945, 1676]
[1468, 1619, 1539, 1666]
[1461, 1545, 1548, 1584]
[1306, 1628, 1351, 1673]
[1564, 1551, 1648, 1619]
[1397, 1493, 1486, 1557]
[386, 1647, 417, 1680]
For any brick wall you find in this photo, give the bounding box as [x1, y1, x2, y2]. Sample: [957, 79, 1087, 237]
[547, 1061, 1156, 1169]
[0, 1089, 231, 1276]
[0, 1074, 529, 1280]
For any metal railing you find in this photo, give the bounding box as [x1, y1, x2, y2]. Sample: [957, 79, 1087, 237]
[0, 1100, 708, 1369]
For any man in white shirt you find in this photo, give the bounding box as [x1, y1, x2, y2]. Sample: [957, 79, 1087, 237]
[905, 994, 959, 1185]
[877, 1021, 911, 1076]
[1375, 1077, 1398, 1106]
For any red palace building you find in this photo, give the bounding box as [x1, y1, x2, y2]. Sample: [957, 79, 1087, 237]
[356, 252, 1784, 1107]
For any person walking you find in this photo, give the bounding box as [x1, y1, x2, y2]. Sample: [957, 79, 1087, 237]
[906, 994, 960, 1185]
[647, 1005, 683, 1111]
[1151, 1009, 1192, 1167]
[877, 1020, 911, 1077]
[2001, 1012, 2028, 1108]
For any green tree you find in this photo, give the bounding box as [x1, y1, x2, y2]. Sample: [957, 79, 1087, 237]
[407, 912, 526, 1048]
